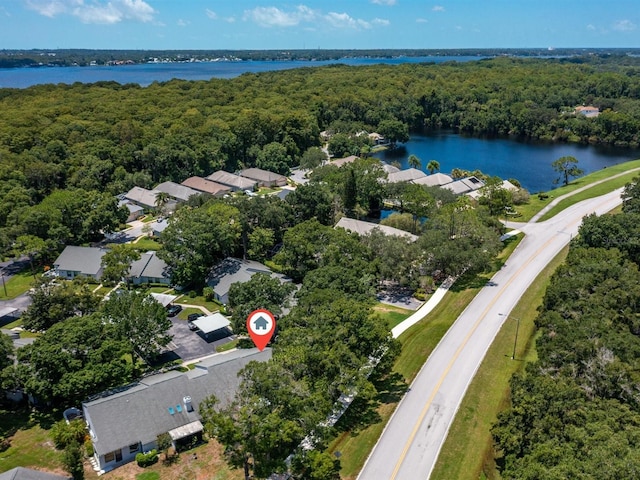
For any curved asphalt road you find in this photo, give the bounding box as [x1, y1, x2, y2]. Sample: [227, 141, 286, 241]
[358, 189, 625, 480]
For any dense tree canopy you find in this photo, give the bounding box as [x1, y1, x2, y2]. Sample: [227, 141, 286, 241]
[492, 178, 640, 478]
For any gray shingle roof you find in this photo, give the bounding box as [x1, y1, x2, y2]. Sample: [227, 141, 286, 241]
[412, 172, 453, 187]
[335, 217, 418, 242]
[124, 187, 159, 209]
[206, 171, 257, 191]
[128, 252, 170, 281]
[207, 258, 276, 302]
[83, 348, 271, 456]
[53, 246, 107, 277]
[387, 168, 427, 183]
[239, 168, 287, 185]
[154, 182, 201, 202]
[0, 468, 70, 480]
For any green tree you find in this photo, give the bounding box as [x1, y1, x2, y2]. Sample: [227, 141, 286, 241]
[622, 176, 640, 214]
[159, 201, 241, 288]
[100, 245, 141, 286]
[228, 273, 295, 333]
[16, 314, 132, 405]
[478, 176, 513, 216]
[51, 419, 87, 449]
[426, 159, 440, 174]
[62, 440, 84, 480]
[300, 146, 328, 170]
[247, 227, 275, 262]
[291, 450, 341, 480]
[343, 168, 358, 213]
[552, 155, 584, 186]
[377, 119, 409, 146]
[154, 191, 171, 216]
[13, 234, 47, 279]
[102, 290, 173, 362]
[408, 154, 421, 169]
[156, 432, 173, 461]
[0, 332, 14, 372]
[21, 278, 101, 331]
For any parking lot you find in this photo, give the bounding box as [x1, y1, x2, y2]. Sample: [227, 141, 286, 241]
[163, 315, 236, 362]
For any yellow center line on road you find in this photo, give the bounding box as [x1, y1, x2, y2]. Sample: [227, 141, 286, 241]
[389, 217, 582, 479]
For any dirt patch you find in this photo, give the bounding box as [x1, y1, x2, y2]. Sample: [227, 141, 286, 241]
[85, 439, 243, 480]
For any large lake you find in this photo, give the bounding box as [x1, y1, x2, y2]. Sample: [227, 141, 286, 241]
[375, 131, 640, 193]
[0, 55, 484, 89]
[2, 56, 639, 193]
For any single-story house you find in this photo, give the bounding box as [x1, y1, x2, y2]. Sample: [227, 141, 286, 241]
[382, 163, 400, 175]
[335, 217, 418, 242]
[330, 155, 359, 168]
[207, 258, 289, 305]
[0, 467, 70, 480]
[368, 132, 388, 145]
[575, 105, 600, 118]
[239, 168, 287, 188]
[124, 187, 160, 210]
[181, 176, 232, 197]
[83, 348, 271, 474]
[53, 246, 108, 280]
[118, 200, 144, 223]
[387, 168, 427, 183]
[467, 179, 520, 200]
[206, 171, 257, 192]
[154, 182, 201, 203]
[412, 172, 454, 187]
[127, 252, 171, 285]
[442, 176, 485, 195]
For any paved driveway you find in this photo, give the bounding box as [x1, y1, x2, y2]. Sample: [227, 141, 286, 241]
[164, 316, 235, 362]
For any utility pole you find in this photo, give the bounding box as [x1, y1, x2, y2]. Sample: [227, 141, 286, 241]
[499, 313, 521, 360]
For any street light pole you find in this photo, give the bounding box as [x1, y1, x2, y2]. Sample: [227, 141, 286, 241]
[499, 313, 521, 360]
[1, 269, 6, 297]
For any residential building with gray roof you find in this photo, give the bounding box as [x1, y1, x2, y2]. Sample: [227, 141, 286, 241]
[206, 171, 257, 192]
[83, 348, 271, 474]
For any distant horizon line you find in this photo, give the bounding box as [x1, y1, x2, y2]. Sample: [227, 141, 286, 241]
[2, 47, 640, 53]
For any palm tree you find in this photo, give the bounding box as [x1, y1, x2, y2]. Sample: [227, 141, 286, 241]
[408, 154, 421, 169]
[154, 191, 170, 216]
[427, 160, 440, 175]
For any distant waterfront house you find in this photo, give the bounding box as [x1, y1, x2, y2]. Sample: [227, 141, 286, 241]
[335, 217, 418, 242]
[207, 258, 289, 304]
[127, 252, 171, 285]
[154, 181, 201, 203]
[53, 246, 108, 280]
[330, 155, 359, 168]
[412, 172, 453, 187]
[442, 176, 485, 195]
[181, 176, 232, 197]
[124, 186, 160, 210]
[467, 179, 520, 200]
[206, 171, 257, 192]
[575, 105, 600, 118]
[239, 168, 287, 187]
[368, 132, 388, 145]
[382, 163, 400, 175]
[387, 168, 427, 183]
[82, 348, 271, 474]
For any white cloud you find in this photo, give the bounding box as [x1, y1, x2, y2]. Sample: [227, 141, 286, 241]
[614, 19, 636, 32]
[243, 5, 377, 31]
[243, 5, 316, 27]
[25, 0, 155, 24]
[372, 18, 389, 26]
[225, 16, 236, 23]
[371, 0, 397, 5]
[587, 24, 596, 31]
[432, 5, 445, 12]
[205, 8, 217, 20]
[177, 18, 189, 27]
[416, 18, 428, 23]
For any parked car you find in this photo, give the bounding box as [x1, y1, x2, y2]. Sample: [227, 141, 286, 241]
[187, 312, 204, 331]
[167, 304, 182, 317]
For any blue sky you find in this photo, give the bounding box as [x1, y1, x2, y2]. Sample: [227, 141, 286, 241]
[1, 0, 639, 50]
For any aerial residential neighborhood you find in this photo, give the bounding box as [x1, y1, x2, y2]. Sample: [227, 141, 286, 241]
[2, 18, 640, 479]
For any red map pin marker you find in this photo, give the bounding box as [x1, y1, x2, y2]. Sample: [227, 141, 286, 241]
[246, 309, 276, 351]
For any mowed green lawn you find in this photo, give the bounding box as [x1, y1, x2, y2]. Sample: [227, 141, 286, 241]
[0, 409, 64, 474]
[0, 270, 35, 301]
